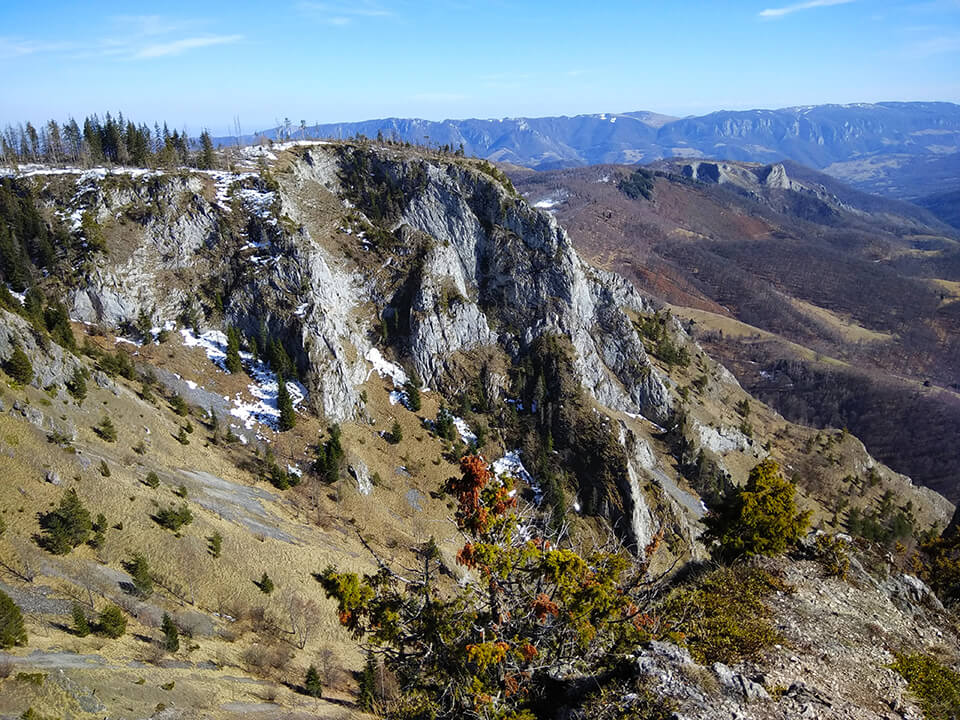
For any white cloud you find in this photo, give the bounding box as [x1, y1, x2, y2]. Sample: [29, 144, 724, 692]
[759, 0, 854, 19]
[134, 34, 244, 59]
[296, 1, 393, 24]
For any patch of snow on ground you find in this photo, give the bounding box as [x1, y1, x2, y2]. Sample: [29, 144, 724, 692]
[452, 416, 477, 444]
[179, 327, 306, 431]
[533, 198, 559, 209]
[492, 450, 540, 501]
[365, 348, 408, 387]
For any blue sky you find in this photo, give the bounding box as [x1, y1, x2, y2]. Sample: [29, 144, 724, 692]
[1, 0, 958, 133]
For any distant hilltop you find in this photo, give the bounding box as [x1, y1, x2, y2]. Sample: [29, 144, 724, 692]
[220, 102, 960, 199]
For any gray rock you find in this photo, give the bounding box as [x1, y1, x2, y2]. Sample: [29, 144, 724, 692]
[713, 662, 770, 702]
[348, 459, 373, 496]
[45, 470, 61, 486]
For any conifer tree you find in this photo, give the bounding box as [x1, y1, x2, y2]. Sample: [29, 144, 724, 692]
[199, 130, 215, 170]
[98, 605, 126, 638]
[5, 343, 33, 385]
[38, 489, 92, 554]
[304, 664, 323, 698]
[358, 651, 377, 710]
[0, 589, 27, 648]
[225, 327, 242, 374]
[72, 602, 90, 637]
[277, 375, 295, 431]
[161, 612, 180, 652]
[129, 553, 154, 598]
[66, 366, 87, 402]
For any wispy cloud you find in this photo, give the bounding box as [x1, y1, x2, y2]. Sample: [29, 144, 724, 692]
[0, 15, 243, 62]
[296, 1, 393, 25]
[759, 0, 854, 19]
[135, 34, 244, 59]
[902, 32, 960, 57]
[0, 38, 77, 59]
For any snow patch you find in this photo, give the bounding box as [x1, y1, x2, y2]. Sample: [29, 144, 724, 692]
[179, 327, 306, 431]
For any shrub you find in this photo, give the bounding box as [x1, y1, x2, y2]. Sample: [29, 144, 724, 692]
[317, 455, 659, 718]
[5, 343, 33, 385]
[98, 605, 127, 638]
[812, 534, 850, 580]
[95, 416, 117, 442]
[176, 427, 190, 445]
[170, 394, 188, 416]
[38, 489, 91, 554]
[71, 603, 90, 637]
[98, 460, 111, 477]
[657, 566, 788, 664]
[702, 459, 811, 561]
[304, 664, 323, 698]
[208, 531, 222, 558]
[892, 652, 960, 720]
[0, 589, 27, 648]
[144, 471, 160, 489]
[161, 613, 180, 653]
[257, 572, 274, 594]
[154, 503, 193, 532]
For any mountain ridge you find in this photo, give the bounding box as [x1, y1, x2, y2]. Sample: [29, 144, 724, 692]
[217, 101, 960, 200]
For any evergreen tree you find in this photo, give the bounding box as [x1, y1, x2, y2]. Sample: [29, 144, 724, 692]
[0, 589, 27, 648]
[128, 553, 154, 598]
[199, 130, 215, 170]
[702, 459, 812, 561]
[38, 489, 92, 554]
[358, 651, 377, 710]
[225, 327, 243, 374]
[258, 572, 274, 594]
[98, 605, 126, 638]
[277, 375, 296, 431]
[161, 613, 180, 652]
[95, 415, 117, 442]
[71, 602, 90, 637]
[304, 664, 323, 698]
[5, 343, 33, 385]
[66, 366, 87, 402]
[389, 419, 403, 444]
[403, 373, 421, 412]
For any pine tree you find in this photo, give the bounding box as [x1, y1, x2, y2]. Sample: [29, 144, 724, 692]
[5, 343, 33, 385]
[95, 415, 117, 442]
[358, 651, 377, 710]
[258, 572, 274, 594]
[129, 553, 153, 598]
[404, 373, 421, 412]
[72, 602, 90, 637]
[66, 366, 87, 402]
[98, 605, 126, 639]
[277, 375, 295, 431]
[0, 589, 27, 648]
[38, 489, 92, 554]
[225, 327, 242, 374]
[702, 459, 812, 561]
[198, 130, 215, 170]
[389, 419, 403, 444]
[161, 613, 180, 652]
[304, 664, 323, 698]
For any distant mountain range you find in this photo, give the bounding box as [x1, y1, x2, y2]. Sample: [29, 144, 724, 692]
[216, 102, 960, 201]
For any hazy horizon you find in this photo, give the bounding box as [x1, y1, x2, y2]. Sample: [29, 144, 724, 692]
[2, 0, 959, 135]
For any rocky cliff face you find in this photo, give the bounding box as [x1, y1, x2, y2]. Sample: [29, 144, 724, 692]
[15, 142, 954, 555]
[20, 145, 689, 550]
